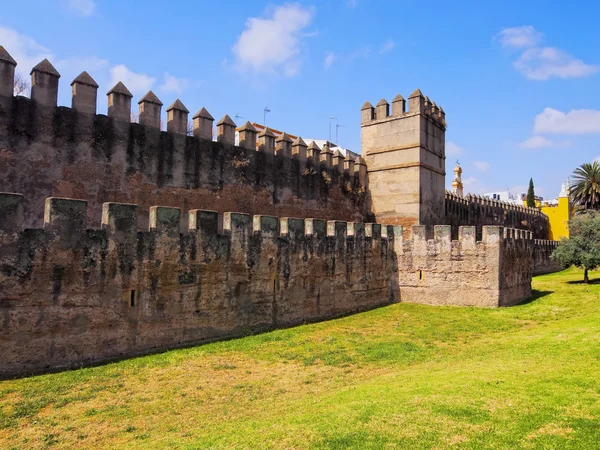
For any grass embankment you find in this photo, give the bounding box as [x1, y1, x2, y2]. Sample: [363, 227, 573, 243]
[1, 268, 599, 449]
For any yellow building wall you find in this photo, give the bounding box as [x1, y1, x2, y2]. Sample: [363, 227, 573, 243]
[522, 196, 571, 240]
[540, 197, 571, 240]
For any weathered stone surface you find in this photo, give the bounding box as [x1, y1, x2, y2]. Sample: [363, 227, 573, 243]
[397, 225, 532, 307]
[0, 96, 367, 231]
[362, 90, 446, 228]
[0, 204, 398, 378]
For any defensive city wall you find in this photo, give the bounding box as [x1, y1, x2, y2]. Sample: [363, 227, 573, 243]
[445, 191, 550, 240]
[0, 193, 531, 377]
[0, 48, 559, 377]
[0, 56, 368, 231]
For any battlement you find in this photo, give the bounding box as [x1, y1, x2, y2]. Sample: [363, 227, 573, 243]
[0, 50, 368, 230]
[361, 89, 446, 130]
[0, 192, 395, 254]
[533, 238, 561, 275]
[445, 191, 550, 240]
[397, 224, 533, 308]
[398, 224, 532, 255]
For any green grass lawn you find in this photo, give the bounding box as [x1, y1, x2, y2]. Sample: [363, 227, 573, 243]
[1, 268, 599, 449]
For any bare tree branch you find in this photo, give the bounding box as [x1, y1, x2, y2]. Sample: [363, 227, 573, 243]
[13, 74, 30, 97]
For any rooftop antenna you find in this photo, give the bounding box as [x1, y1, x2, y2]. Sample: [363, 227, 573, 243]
[329, 116, 337, 142]
[264, 107, 271, 126]
[336, 124, 344, 145]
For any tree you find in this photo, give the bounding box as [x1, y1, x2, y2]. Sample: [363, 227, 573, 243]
[570, 161, 600, 211]
[13, 73, 30, 97]
[526, 178, 536, 208]
[552, 211, 600, 283]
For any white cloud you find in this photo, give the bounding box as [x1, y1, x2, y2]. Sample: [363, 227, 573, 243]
[232, 3, 314, 77]
[109, 65, 155, 95]
[55, 56, 108, 80]
[595, 155, 600, 163]
[324, 52, 335, 69]
[497, 25, 598, 81]
[514, 47, 599, 80]
[518, 135, 572, 149]
[446, 142, 464, 157]
[462, 177, 489, 195]
[0, 27, 52, 78]
[379, 40, 395, 54]
[159, 73, 190, 94]
[473, 161, 491, 172]
[496, 26, 542, 48]
[533, 107, 600, 134]
[66, 0, 96, 16]
[519, 135, 553, 149]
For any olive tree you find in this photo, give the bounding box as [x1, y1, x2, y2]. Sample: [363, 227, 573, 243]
[552, 211, 600, 283]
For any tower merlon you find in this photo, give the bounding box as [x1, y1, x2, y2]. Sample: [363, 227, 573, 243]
[361, 101, 374, 124]
[43, 197, 87, 235]
[0, 46, 17, 98]
[344, 154, 355, 175]
[101, 202, 138, 234]
[138, 90, 163, 129]
[332, 149, 345, 173]
[217, 115, 236, 145]
[253, 215, 279, 237]
[354, 156, 367, 186]
[238, 121, 258, 150]
[71, 71, 99, 115]
[375, 98, 390, 120]
[0, 192, 24, 233]
[276, 132, 293, 157]
[307, 141, 321, 166]
[408, 88, 424, 114]
[193, 107, 214, 141]
[320, 142, 334, 168]
[292, 136, 307, 162]
[279, 217, 305, 239]
[149, 206, 181, 235]
[166, 99, 190, 135]
[392, 94, 406, 116]
[327, 220, 347, 241]
[31, 58, 61, 107]
[258, 127, 275, 154]
[107, 82, 133, 122]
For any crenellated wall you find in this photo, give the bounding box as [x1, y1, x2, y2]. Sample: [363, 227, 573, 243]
[0, 46, 560, 377]
[0, 54, 368, 231]
[445, 191, 550, 240]
[533, 240, 562, 275]
[0, 193, 398, 378]
[396, 225, 533, 307]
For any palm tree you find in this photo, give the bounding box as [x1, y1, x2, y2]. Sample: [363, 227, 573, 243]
[571, 161, 600, 211]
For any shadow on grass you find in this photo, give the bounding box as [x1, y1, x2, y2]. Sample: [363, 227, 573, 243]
[517, 289, 553, 306]
[567, 278, 600, 285]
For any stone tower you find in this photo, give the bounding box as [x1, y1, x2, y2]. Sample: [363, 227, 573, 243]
[361, 89, 446, 227]
[452, 161, 463, 197]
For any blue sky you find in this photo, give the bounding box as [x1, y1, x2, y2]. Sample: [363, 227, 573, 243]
[1, 0, 599, 199]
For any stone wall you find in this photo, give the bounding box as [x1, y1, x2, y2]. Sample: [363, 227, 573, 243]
[396, 225, 533, 307]
[0, 194, 398, 378]
[0, 94, 367, 231]
[533, 240, 562, 275]
[445, 191, 550, 240]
